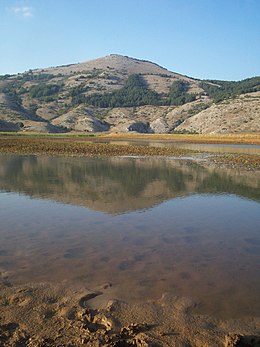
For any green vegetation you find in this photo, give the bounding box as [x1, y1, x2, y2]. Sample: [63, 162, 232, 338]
[200, 76, 260, 103]
[69, 86, 90, 96]
[0, 132, 97, 137]
[171, 129, 199, 134]
[80, 69, 103, 78]
[22, 73, 260, 108]
[0, 74, 13, 80]
[1, 61, 259, 133]
[1, 82, 23, 109]
[0, 120, 21, 132]
[29, 83, 63, 101]
[71, 75, 197, 108]
[84, 74, 162, 107]
[68, 84, 90, 106]
[16, 73, 55, 82]
[0, 80, 50, 121]
[0, 73, 55, 93]
[187, 103, 210, 116]
[167, 80, 196, 105]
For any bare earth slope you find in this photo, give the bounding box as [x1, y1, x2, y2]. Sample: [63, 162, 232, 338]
[0, 54, 259, 134]
[176, 92, 260, 134]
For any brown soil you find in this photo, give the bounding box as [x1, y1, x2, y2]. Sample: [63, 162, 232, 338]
[0, 280, 259, 347]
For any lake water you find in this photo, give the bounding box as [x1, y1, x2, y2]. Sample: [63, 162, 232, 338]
[0, 154, 259, 319]
[92, 138, 260, 155]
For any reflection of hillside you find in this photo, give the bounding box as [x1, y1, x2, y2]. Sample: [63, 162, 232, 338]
[0, 155, 259, 213]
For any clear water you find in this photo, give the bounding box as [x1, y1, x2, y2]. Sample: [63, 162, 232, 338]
[0, 154, 259, 318]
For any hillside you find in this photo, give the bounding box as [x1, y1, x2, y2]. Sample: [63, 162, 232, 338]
[0, 54, 259, 134]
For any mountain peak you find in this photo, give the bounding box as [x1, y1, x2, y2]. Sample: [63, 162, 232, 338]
[35, 53, 175, 77]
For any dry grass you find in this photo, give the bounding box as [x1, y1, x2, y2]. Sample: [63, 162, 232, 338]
[1, 135, 259, 170]
[100, 132, 260, 145]
[0, 136, 197, 157]
[1, 132, 259, 144]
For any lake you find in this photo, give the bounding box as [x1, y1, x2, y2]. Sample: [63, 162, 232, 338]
[0, 154, 259, 319]
[91, 138, 260, 155]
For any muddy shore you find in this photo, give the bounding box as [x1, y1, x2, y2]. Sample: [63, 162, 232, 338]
[0, 279, 259, 347]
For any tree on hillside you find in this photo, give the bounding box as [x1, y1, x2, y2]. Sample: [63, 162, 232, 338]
[168, 81, 196, 105]
[84, 74, 162, 108]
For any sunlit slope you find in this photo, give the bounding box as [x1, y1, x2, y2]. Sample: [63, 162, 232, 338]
[0, 54, 259, 134]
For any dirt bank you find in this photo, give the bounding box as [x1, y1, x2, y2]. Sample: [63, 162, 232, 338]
[0, 280, 259, 347]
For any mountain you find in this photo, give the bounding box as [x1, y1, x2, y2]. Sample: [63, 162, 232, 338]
[0, 54, 259, 134]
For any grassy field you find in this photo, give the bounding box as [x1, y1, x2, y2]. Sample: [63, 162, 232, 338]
[1, 132, 260, 144]
[102, 132, 260, 145]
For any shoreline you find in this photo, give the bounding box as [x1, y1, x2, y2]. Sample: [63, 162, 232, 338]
[0, 279, 259, 347]
[0, 135, 259, 171]
[100, 133, 260, 146]
[1, 132, 260, 145]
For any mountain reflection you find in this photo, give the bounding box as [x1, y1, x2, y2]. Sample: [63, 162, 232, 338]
[0, 154, 259, 213]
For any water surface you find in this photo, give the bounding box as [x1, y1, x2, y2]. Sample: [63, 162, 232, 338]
[92, 138, 260, 155]
[0, 154, 259, 319]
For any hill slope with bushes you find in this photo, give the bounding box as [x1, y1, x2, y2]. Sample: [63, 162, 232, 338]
[0, 54, 259, 134]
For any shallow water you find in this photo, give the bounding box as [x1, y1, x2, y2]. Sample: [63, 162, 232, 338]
[93, 138, 260, 155]
[0, 154, 259, 318]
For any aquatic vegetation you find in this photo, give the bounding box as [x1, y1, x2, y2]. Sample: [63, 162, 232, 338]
[0, 136, 197, 157]
[212, 153, 260, 170]
[0, 135, 259, 170]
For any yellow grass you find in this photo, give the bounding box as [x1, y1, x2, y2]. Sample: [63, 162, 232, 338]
[0, 135, 259, 169]
[0, 136, 198, 157]
[100, 132, 260, 145]
[1, 132, 260, 144]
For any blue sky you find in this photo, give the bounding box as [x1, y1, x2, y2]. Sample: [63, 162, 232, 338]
[0, 0, 259, 80]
